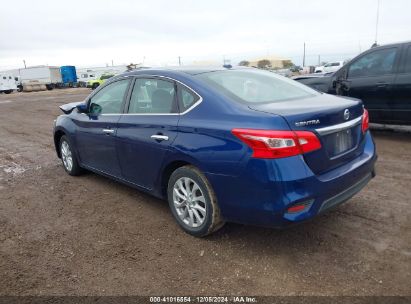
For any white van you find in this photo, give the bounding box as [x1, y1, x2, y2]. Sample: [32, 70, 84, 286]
[0, 73, 17, 94]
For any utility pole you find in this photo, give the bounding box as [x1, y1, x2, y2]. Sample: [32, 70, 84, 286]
[23, 60, 26, 68]
[178, 56, 181, 66]
[375, 0, 381, 45]
[318, 55, 320, 66]
[303, 42, 306, 67]
[111, 59, 114, 66]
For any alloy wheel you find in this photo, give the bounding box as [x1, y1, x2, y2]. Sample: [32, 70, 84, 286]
[172, 177, 207, 228]
[61, 141, 73, 172]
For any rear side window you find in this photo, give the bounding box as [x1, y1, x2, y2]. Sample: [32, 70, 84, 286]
[348, 48, 398, 78]
[404, 45, 411, 73]
[128, 78, 177, 114]
[178, 84, 200, 112]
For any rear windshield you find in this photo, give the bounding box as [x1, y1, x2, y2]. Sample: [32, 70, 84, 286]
[196, 69, 319, 104]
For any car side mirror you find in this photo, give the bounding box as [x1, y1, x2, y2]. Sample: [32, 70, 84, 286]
[88, 102, 102, 115]
[76, 103, 88, 113]
[341, 80, 351, 91]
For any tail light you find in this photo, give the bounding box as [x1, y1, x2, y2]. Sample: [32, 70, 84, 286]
[362, 108, 369, 134]
[232, 129, 321, 159]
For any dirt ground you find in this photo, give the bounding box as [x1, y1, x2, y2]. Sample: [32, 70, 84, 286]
[0, 89, 410, 296]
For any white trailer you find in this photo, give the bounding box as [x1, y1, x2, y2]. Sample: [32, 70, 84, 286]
[19, 66, 62, 91]
[0, 73, 17, 94]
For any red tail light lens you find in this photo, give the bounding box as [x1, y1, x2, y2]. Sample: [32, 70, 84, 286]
[232, 129, 321, 159]
[362, 108, 369, 134]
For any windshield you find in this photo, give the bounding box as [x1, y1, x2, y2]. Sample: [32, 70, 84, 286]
[196, 69, 319, 104]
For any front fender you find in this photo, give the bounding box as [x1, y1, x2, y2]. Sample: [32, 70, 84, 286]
[53, 116, 79, 160]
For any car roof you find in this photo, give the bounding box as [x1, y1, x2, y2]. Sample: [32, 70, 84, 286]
[122, 66, 250, 77]
[371, 40, 411, 49]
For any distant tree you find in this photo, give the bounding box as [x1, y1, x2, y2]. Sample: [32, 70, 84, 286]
[282, 60, 294, 68]
[257, 59, 271, 69]
[126, 62, 143, 71]
[238, 60, 250, 67]
[127, 63, 136, 71]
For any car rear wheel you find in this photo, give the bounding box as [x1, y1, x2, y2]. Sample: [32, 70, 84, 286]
[92, 83, 99, 90]
[167, 165, 224, 237]
[59, 135, 82, 176]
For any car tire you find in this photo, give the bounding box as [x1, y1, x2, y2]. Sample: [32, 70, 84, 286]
[4, 90, 12, 94]
[167, 165, 225, 237]
[92, 83, 99, 90]
[59, 135, 83, 176]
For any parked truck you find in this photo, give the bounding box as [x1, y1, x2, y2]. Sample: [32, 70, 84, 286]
[19, 66, 62, 91]
[14, 76, 23, 92]
[0, 73, 17, 94]
[60, 65, 77, 87]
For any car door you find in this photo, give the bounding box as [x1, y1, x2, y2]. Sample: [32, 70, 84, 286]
[116, 77, 180, 190]
[391, 43, 411, 125]
[74, 78, 131, 177]
[341, 47, 399, 123]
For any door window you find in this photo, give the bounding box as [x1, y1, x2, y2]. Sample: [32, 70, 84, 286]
[403, 45, 411, 73]
[348, 48, 397, 78]
[89, 79, 130, 114]
[128, 78, 177, 114]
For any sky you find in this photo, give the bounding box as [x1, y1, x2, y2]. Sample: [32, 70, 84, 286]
[0, 0, 410, 70]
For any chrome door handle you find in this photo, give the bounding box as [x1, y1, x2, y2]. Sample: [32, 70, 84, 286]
[102, 129, 115, 135]
[151, 134, 169, 141]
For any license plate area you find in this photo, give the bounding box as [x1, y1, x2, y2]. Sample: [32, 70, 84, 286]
[322, 125, 359, 157]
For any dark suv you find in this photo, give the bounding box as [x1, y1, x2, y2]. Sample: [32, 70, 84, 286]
[295, 41, 411, 125]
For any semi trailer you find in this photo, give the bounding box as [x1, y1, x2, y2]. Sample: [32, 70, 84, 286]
[19, 66, 62, 91]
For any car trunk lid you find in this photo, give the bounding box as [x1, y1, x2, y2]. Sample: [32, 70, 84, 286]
[249, 94, 365, 174]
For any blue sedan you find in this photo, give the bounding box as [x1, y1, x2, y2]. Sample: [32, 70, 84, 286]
[53, 67, 377, 237]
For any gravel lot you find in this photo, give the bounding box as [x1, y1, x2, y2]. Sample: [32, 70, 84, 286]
[0, 89, 410, 296]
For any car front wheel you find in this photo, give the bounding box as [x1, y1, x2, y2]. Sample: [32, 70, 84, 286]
[59, 135, 82, 176]
[167, 165, 224, 237]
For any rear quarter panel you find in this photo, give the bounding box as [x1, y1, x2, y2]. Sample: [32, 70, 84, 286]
[167, 84, 291, 177]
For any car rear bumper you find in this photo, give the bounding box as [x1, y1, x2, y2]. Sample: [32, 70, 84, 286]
[207, 131, 377, 228]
